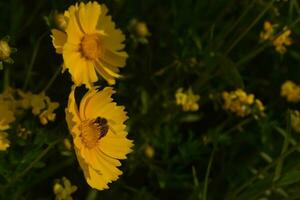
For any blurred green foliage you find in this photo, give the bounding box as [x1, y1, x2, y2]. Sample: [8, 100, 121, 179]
[1, 0, 300, 199]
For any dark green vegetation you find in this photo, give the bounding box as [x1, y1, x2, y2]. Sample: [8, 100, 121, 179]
[1, 0, 300, 199]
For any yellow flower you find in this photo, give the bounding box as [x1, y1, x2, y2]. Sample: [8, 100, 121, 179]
[175, 88, 200, 112]
[281, 80, 300, 103]
[0, 132, 10, 151]
[53, 177, 77, 200]
[0, 99, 15, 151]
[51, 2, 128, 87]
[66, 87, 133, 190]
[222, 89, 264, 117]
[29, 92, 59, 124]
[0, 100, 15, 131]
[39, 101, 59, 125]
[260, 21, 274, 41]
[31, 92, 48, 115]
[17, 89, 33, 110]
[0, 40, 12, 61]
[273, 27, 292, 54]
[291, 111, 300, 133]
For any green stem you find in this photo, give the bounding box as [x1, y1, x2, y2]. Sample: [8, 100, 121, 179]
[3, 67, 10, 90]
[42, 66, 61, 92]
[203, 146, 216, 200]
[227, 142, 300, 199]
[218, 0, 256, 49]
[225, 0, 275, 55]
[23, 32, 47, 90]
[0, 140, 59, 192]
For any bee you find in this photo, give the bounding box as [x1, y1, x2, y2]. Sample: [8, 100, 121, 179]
[94, 117, 109, 139]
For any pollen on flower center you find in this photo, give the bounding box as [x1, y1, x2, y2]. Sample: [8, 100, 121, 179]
[79, 117, 108, 149]
[80, 34, 102, 60]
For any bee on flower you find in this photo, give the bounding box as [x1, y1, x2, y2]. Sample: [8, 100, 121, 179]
[175, 87, 200, 112]
[51, 2, 128, 87]
[222, 89, 265, 117]
[66, 87, 133, 190]
[281, 80, 300, 103]
[53, 177, 77, 200]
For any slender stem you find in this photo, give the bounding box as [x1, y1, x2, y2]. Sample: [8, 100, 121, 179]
[225, 0, 275, 55]
[227, 142, 300, 199]
[23, 32, 47, 90]
[3, 68, 10, 90]
[0, 140, 59, 192]
[42, 66, 61, 92]
[218, 0, 256, 49]
[203, 146, 216, 200]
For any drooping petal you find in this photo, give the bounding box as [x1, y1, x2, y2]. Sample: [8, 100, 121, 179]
[98, 133, 133, 159]
[101, 49, 127, 68]
[78, 2, 101, 34]
[75, 148, 109, 190]
[65, 86, 81, 137]
[51, 29, 67, 54]
[79, 148, 122, 182]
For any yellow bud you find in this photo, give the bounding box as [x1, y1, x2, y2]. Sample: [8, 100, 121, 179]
[63, 138, 72, 150]
[0, 40, 11, 61]
[135, 22, 150, 38]
[145, 145, 155, 158]
[53, 183, 63, 194]
[54, 13, 67, 30]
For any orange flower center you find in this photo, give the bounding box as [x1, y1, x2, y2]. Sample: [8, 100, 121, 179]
[80, 34, 102, 61]
[79, 117, 109, 149]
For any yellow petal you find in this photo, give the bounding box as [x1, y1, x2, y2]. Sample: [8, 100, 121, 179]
[97, 5, 126, 51]
[79, 87, 113, 120]
[80, 148, 122, 182]
[75, 148, 109, 190]
[65, 5, 84, 45]
[63, 44, 97, 87]
[97, 60, 121, 79]
[94, 63, 116, 85]
[78, 2, 101, 34]
[65, 86, 81, 137]
[101, 49, 127, 68]
[51, 29, 67, 54]
[98, 136, 133, 159]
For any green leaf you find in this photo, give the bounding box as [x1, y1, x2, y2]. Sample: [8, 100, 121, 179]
[217, 54, 244, 88]
[278, 170, 300, 186]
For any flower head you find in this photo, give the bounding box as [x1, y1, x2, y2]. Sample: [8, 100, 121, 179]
[66, 87, 133, 190]
[260, 21, 274, 41]
[175, 87, 200, 111]
[291, 110, 300, 133]
[0, 132, 10, 151]
[222, 89, 265, 117]
[51, 2, 128, 88]
[281, 80, 300, 103]
[53, 177, 77, 200]
[273, 27, 292, 54]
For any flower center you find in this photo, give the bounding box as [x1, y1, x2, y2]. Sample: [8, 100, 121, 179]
[79, 117, 109, 149]
[80, 34, 102, 60]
